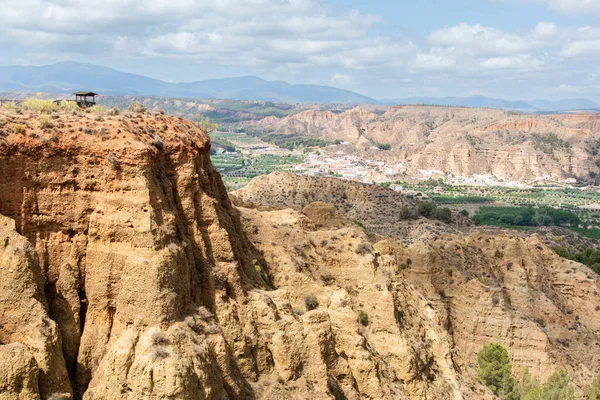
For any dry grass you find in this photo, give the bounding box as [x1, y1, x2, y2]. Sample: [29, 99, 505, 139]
[39, 115, 54, 129]
[22, 98, 59, 114]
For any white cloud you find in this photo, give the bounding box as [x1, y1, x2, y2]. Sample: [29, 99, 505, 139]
[429, 24, 532, 55]
[561, 39, 600, 57]
[0, 0, 411, 70]
[480, 55, 544, 70]
[508, 0, 600, 15]
[414, 48, 457, 70]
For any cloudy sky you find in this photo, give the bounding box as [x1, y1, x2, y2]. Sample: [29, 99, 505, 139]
[1, 0, 599, 100]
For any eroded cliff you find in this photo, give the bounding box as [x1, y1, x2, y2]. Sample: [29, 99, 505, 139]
[1, 109, 599, 399]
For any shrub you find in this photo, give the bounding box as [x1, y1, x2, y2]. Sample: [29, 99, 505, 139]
[516, 369, 540, 399]
[374, 142, 391, 150]
[1, 101, 20, 112]
[418, 201, 436, 217]
[153, 134, 164, 148]
[357, 310, 369, 326]
[304, 295, 319, 311]
[128, 102, 148, 113]
[587, 373, 600, 400]
[60, 101, 79, 112]
[107, 107, 120, 116]
[522, 370, 575, 400]
[13, 124, 26, 134]
[22, 98, 59, 114]
[400, 206, 418, 220]
[106, 152, 119, 170]
[88, 105, 107, 114]
[476, 343, 517, 400]
[150, 346, 170, 361]
[39, 115, 54, 129]
[433, 207, 452, 223]
[150, 330, 169, 346]
[355, 242, 372, 255]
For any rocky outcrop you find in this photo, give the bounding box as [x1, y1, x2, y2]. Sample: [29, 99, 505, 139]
[0, 111, 267, 399]
[238, 205, 600, 397]
[0, 215, 71, 399]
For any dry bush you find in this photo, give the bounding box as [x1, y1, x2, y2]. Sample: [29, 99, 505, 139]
[106, 152, 119, 169]
[39, 115, 54, 129]
[107, 107, 120, 116]
[152, 134, 164, 148]
[13, 124, 26, 134]
[89, 105, 107, 114]
[22, 98, 59, 114]
[355, 242, 372, 255]
[150, 346, 170, 361]
[60, 101, 79, 112]
[150, 330, 170, 346]
[304, 294, 319, 311]
[128, 102, 148, 113]
[1, 102, 20, 112]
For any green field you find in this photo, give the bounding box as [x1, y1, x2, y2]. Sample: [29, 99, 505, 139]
[211, 153, 304, 190]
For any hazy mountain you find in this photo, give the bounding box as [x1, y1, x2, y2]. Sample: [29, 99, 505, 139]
[0, 62, 378, 104]
[1, 62, 598, 110]
[381, 95, 600, 111]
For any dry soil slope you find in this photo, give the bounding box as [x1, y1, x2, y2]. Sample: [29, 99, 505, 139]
[251, 106, 600, 182]
[233, 172, 465, 242]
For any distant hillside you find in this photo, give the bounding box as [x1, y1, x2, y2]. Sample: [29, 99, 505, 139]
[0, 62, 378, 104]
[381, 95, 600, 112]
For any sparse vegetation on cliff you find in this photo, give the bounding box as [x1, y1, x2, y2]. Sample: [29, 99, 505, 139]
[553, 247, 600, 274]
[477, 344, 576, 400]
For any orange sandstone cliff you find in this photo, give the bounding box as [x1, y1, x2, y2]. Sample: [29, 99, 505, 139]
[0, 110, 599, 399]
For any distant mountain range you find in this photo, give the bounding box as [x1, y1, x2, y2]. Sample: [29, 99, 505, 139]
[380, 95, 600, 112]
[0, 62, 378, 104]
[0, 62, 599, 111]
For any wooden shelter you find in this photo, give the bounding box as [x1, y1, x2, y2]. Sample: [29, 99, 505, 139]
[74, 91, 98, 108]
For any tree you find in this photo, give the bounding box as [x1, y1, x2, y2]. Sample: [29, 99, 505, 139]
[417, 201, 436, 217]
[587, 373, 600, 400]
[192, 114, 218, 134]
[201, 117, 218, 134]
[522, 370, 575, 400]
[516, 369, 540, 398]
[477, 343, 518, 400]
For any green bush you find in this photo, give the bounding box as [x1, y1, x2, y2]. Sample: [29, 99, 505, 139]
[418, 201, 436, 217]
[434, 207, 452, 223]
[474, 206, 580, 228]
[477, 343, 518, 400]
[374, 142, 391, 150]
[522, 370, 574, 400]
[357, 310, 369, 326]
[400, 206, 418, 220]
[587, 373, 600, 400]
[304, 295, 319, 311]
[552, 247, 600, 275]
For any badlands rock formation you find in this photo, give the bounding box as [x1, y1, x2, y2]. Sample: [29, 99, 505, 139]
[232, 172, 464, 243]
[0, 109, 599, 399]
[250, 106, 600, 182]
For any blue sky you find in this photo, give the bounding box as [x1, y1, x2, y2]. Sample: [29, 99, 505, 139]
[1, 0, 600, 101]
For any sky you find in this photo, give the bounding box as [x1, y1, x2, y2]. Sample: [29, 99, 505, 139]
[1, 0, 600, 101]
